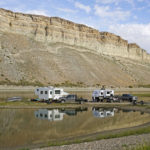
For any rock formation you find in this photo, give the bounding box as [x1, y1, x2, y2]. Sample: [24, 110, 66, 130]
[0, 8, 150, 86]
[0, 8, 149, 63]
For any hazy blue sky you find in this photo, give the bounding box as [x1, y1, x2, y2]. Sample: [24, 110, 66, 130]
[0, 0, 150, 53]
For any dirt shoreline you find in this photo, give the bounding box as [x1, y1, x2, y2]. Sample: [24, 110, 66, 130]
[33, 133, 150, 150]
[0, 85, 150, 92]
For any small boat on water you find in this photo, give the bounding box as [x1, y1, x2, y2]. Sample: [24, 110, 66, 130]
[7, 97, 22, 102]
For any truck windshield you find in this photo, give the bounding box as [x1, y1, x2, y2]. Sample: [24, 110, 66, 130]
[55, 90, 61, 94]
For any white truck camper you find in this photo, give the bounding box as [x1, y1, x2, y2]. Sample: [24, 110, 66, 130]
[92, 88, 114, 102]
[35, 86, 69, 100]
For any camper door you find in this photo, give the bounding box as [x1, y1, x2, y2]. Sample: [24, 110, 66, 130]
[53, 89, 62, 99]
[48, 90, 53, 99]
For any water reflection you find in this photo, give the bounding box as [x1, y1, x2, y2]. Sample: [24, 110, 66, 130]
[92, 107, 146, 118]
[35, 107, 145, 121]
[1, 107, 150, 150]
[35, 109, 64, 121]
[34, 107, 88, 121]
[92, 107, 116, 118]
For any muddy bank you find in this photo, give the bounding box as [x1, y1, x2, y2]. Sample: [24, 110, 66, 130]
[0, 85, 150, 92]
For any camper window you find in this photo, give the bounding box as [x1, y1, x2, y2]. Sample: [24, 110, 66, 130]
[107, 113, 111, 116]
[67, 95, 71, 98]
[40, 91, 43, 94]
[37, 89, 39, 91]
[45, 91, 48, 94]
[107, 91, 110, 94]
[50, 91, 52, 95]
[55, 114, 60, 118]
[55, 90, 60, 94]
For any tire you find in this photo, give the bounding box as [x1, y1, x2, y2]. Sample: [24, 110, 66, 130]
[95, 97, 99, 102]
[140, 101, 144, 105]
[80, 101, 83, 104]
[132, 100, 137, 105]
[92, 97, 95, 102]
[101, 99, 104, 102]
[129, 98, 132, 102]
[61, 100, 65, 103]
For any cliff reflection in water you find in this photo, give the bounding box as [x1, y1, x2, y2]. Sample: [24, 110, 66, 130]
[34, 107, 88, 121]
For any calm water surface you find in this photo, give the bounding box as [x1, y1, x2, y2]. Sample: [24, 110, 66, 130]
[0, 107, 150, 149]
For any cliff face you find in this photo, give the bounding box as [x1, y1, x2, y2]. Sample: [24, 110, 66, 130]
[0, 8, 150, 63]
[0, 8, 150, 86]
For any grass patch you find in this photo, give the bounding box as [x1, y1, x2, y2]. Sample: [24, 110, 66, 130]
[134, 93, 150, 97]
[54, 81, 85, 87]
[0, 100, 82, 107]
[18, 148, 30, 150]
[0, 79, 44, 86]
[138, 85, 150, 88]
[127, 144, 150, 150]
[0, 79, 86, 87]
[122, 144, 128, 148]
[0, 100, 47, 107]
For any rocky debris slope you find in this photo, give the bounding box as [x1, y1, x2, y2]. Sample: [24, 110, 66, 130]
[0, 8, 150, 86]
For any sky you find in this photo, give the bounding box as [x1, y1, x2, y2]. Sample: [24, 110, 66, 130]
[0, 0, 150, 53]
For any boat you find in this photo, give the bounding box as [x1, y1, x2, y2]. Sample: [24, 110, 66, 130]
[7, 97, 22, 102]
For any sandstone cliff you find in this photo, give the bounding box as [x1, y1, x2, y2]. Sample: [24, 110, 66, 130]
[0, 8, 150, 86]
[0, 8, 150, 63]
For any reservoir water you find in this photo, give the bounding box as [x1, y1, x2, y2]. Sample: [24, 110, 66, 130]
[0, 107, 150, 150]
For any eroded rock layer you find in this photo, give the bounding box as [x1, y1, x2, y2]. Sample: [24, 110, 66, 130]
[0, 8, 150, 62]
[0, 8, 150, 86]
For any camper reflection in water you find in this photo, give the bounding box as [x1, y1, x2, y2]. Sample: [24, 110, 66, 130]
[35, 107, 88, 121]
[92, 107, 117, 118]
[35, 109, 64, 121]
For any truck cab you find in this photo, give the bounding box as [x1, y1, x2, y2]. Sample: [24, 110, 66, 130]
[121, 94, 138, 102]
[60, 94, 87, 103]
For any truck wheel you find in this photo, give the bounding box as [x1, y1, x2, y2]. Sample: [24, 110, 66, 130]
[92, 97, 94, 102]
[119, 99, 122, 103]
[140, 101, 144, 105]
[79, 101, 83, 104]
[61, 100, 65, 103]
[132, 100, 137, 105]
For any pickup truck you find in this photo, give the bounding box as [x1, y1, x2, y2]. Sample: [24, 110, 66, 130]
[121, 94, 138, 102]
[59, 94, 88, 104]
